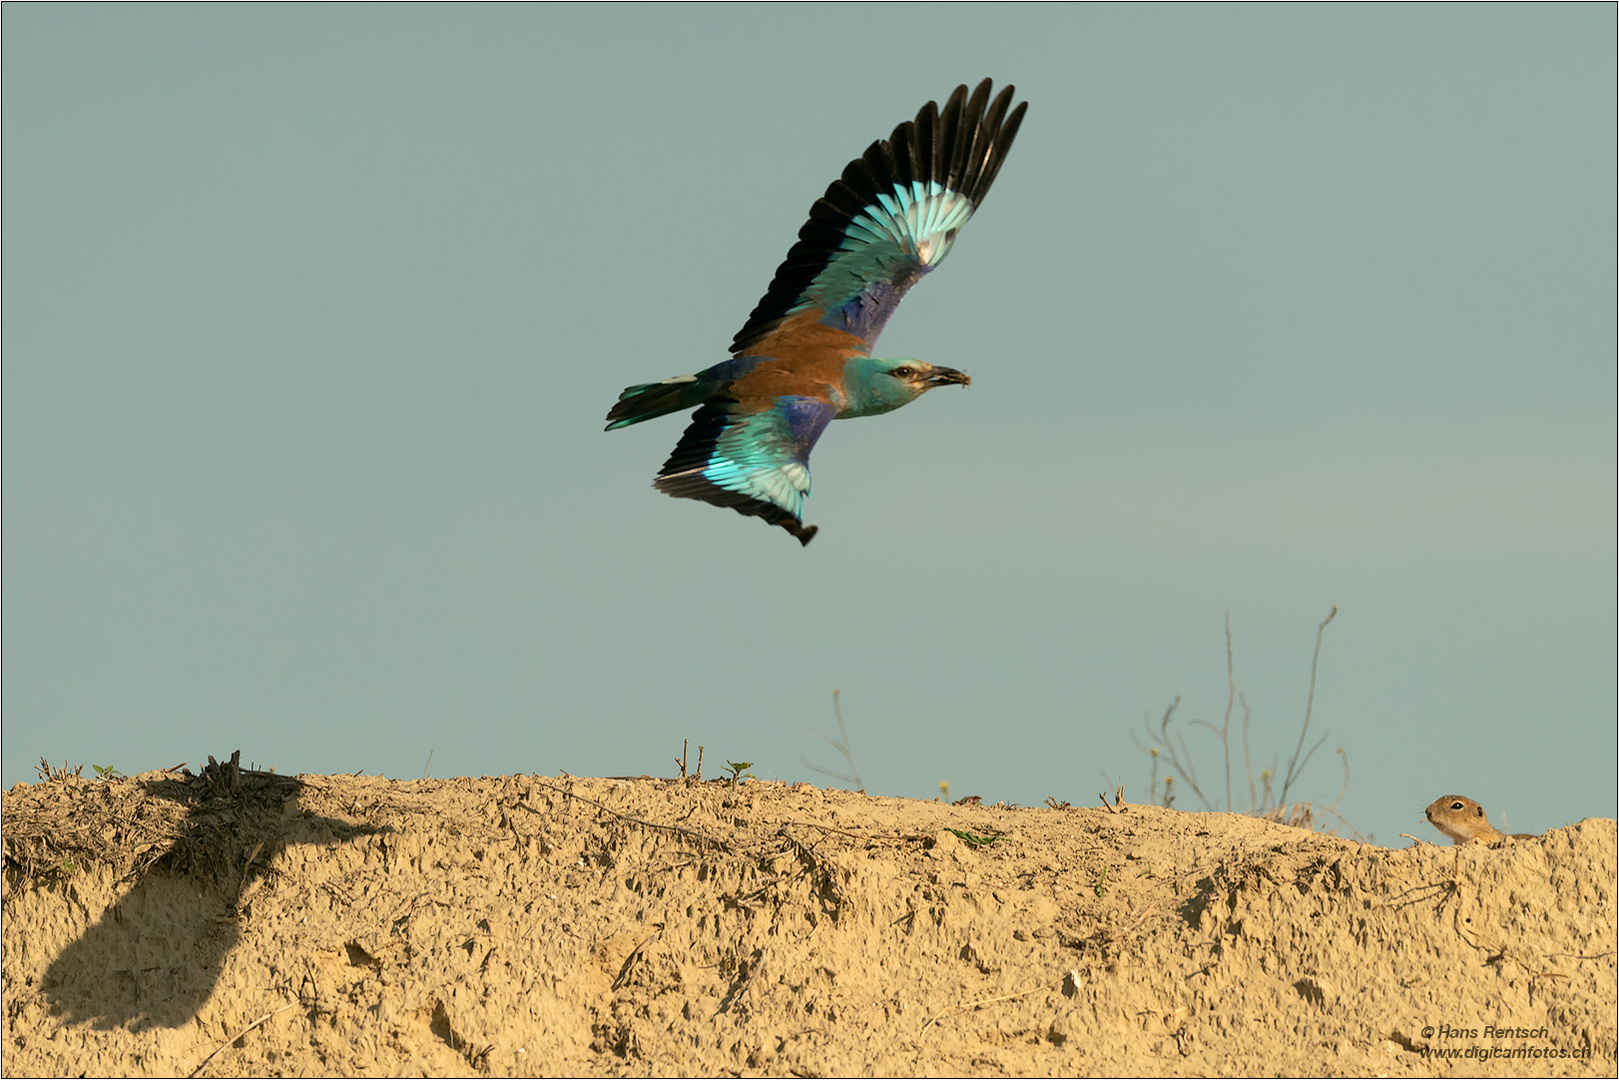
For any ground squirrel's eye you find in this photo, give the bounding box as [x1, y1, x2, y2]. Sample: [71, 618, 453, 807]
[1449, 801, 1465, 811]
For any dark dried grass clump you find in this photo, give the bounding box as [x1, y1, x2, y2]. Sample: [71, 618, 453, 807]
[2, 752, 303, 893]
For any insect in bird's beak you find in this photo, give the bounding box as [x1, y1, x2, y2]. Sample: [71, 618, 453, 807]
[924, 366, 972, 389]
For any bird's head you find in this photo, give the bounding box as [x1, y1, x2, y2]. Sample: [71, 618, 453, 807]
[840, 357, 971, 418]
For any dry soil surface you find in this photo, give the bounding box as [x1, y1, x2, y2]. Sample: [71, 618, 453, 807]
[2, 768, 1614, 1077]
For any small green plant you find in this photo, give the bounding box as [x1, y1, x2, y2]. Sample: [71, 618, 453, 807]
[724, 761, 756, 785]
[946, 829, 1004, 849]
[1094, 867, 1109, 898]
[92, 764, 126, 780]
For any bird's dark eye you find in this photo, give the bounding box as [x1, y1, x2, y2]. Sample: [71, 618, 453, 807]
[891, 366, 914, 379]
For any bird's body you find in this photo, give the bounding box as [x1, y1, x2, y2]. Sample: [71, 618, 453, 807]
[607, 80, 1027, 544]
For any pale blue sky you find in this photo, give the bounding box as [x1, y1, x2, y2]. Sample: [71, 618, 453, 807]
[4, 5, 1614, 844]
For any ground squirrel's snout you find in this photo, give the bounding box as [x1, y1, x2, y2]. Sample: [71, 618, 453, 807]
[1425, 794, 1508, 845]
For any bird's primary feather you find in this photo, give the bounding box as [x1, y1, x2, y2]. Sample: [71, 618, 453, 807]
[730, 80, 1027, 354]
[606, 80, 1027, 544]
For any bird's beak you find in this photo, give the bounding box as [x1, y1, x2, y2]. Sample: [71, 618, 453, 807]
[925, 365, 971, 388]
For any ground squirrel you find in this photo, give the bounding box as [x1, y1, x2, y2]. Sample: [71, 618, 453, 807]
[1425, 795, 1533, 845]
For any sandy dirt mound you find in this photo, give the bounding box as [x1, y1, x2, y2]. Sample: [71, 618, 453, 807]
[2, 767, 1614, 1077]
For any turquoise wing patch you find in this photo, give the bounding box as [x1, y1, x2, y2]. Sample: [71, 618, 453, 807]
[654, 397, 839, 545]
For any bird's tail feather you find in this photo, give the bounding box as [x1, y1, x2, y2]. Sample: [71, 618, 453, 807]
[604, 376, 715, 430]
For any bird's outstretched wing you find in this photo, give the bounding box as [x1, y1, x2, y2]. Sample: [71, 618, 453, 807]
[730, 79, 1027, 356]
[653, 396, 840, 545]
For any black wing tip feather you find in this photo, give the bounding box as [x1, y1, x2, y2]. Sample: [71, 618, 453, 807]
[655, 403, 728, 477]
[654, 473, 817, 545]
[730, 79, 1028, 355]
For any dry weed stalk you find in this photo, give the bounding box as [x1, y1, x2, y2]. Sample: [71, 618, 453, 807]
[1133, 606, 1360, 837]
[802, 689, 865, 793]
[35, 758, 83, 783]
[674, 740, 704, 783]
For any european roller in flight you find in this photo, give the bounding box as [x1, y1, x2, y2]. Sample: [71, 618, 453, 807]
[606, 80, 1028, 545]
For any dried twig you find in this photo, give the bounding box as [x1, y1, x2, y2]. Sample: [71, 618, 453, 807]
[1221, 613, 1235, 810]
[189, 1002, 297, 1077]
[1136, 606, 1350, 833]
[921, 980, 1058, 1032]
[202, 752, 243, 797]
[778, 825, 848, 914]
[1133, 698, 1213, 809]
[1100, 780, 1126, 816]
[782, 820, 929, 846]
[718, 947, 771, 1015]
[1279, 604, 1337, 804]
[672, 739, 703, 782]
[1097, 782, 1127, 813]
[1118, 903, 1157, 939]
[236, 841, 265, 902]
[802, 689, 865, 792]
[611, 930, 663, 991]
[526, 779, 731, 852]
[35, 758, 84, 782]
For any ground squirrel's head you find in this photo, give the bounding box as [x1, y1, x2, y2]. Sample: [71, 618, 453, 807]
[1424, 794, 1506, 844]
